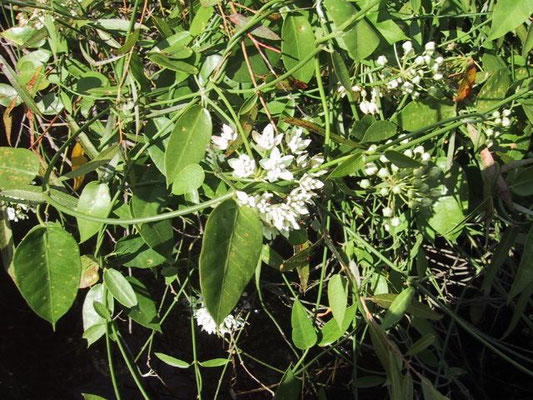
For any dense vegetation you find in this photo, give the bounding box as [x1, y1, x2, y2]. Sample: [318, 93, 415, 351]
[1, 0, 533, 398]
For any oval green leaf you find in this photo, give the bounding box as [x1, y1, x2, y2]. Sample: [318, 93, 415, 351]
[327, 273, 347, 330]
[200, 199, 262, 325]
[13, 224, 82, 328]
[381, 287, 415, 329]
[398, 98, 456, 132]
[171, 163, 205, 195]
[155, 352, 191, 368]
[0, 147, 40, 189]
[281, 14, 315, 84]
[103, 268, 138, 308]
[384, 150, 424, 168]
[323, 0, 380, 61]
[476, 68, 511, 112]
[198, 358, 230, 367]
[291, 298, 317, 350]
[76, 182, 112, 243]
[165, 105, 212, 186]
[487, 0, 533, 41]
[361, 121, 397, 143]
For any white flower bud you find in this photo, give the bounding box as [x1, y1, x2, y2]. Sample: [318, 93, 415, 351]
[492, 111, 501, 118]
[502, 109, 512, 117]
[392, 185, 402, 194]
[501, 117, 511, 127]
[378, 168, 389, 178]
[379, 187, 389, 196]
[391, 216, 401, 227]
[376, 55, 388, 67]
[360, 179, 371, 189]
[382, 206, 393, 217]
[402, 41, 413, 55]
[433, 73, 443, 81]
[425, 41, 436, 53]
[365, 163, 378, 175]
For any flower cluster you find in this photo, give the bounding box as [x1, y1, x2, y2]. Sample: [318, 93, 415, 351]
[337, 41, 446, 117]
[5, 203, 33, 223]
[376, 41, 445, 99]
[359, 143, 442, 230]
[211, 123, 326, 238]
[484, 108, 514, 148]
[191, 296, 244, 336]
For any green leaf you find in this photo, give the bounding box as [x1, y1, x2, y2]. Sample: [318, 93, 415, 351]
[523, 23, 533, 58]
[36, 93, 64, 115]
[328, 152, 364, 179]
[384, 150, 424, 168]
[82, 394, 108, 400]
[369, 293, 441, 320]
[148, 53, 198, 74]
[0, 147, 40, 189]
[117, 28, 140, 54]
[190, 6, 214, 36]
[323, 0, 380, 61]
[331, 52, 353, 96]
[328, 274, 347, 329]
[291, 298, 317, 350]
[82, 283, 113, 344]
[476, 68, 511, 112]
[155, 352, 191, 368]
[126, 276, 161, 331]
[103, 269, 138, 308]
[165, 105, 212, 186]
[363, 1, 407, 44]
[353, 375, 386, 388]
[281, 14, 315, 84]
[198, 358, 230, 367]
[398, 97, 456, 132]
[274, 367, 301, 400]
[0, 184, 78, 209]
[487, 0, 533, 41]
[0, 54, 41, 116]
[13, 224, 81, 328]
[200, 199, 263, 325]
[509, 166, 533, 196]
[318, 304, 356, 346]
[509, 224, 533, 299]
[406, 333, 436, 356]
[171, 163, 205, 195]
[113, 235, 166, 269]
[381, 287, 415, 329]
[361, 121, 397, 143]
[76, 182, 112, 243]
[228, 13, 281, 41]
[130, 179, 174, 259]
[420, 376, 450, 400]
[0, 83, 20, 107]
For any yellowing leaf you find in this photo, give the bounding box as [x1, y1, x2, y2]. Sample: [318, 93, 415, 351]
[71, 142, 88, 191]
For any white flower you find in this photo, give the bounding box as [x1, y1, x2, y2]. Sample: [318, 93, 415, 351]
[401, 81, 415, 94]
[402, 41, 413, 56]
[236, 191, 256, 208]
[252, 124, 283, 152]
[424, 41, 436, 54]
[378, 168, 389, 178]
[310, 154, 325, 168]
[6, 207, 16, 222]
[360, 99, 379, 115]
[264, 203, 300, 233]
[360, 179, 371, 189]
[376, 55, 388, 67]
[382, 206, 393, 217]
[194, 305, 244, 336]
[412, 75, 421, 85]
[387, 78, 400, 89]
[413, 145, 425, 155]
[379, 187, 389, 196]
[433, 73, 443, 81]
[392, 185, 402, 194]
[379, 154, 389, 163]
[501, 117, 511, 127]
[286, 128, 311, 154]
[299, 173, 324, 192]
[435, 56, 444, 65]
[228, 154, 256, 178]
[421, 152, 431, 162]
[259, 147, 294, 182]
[391, 216, 401, 227]
[414, 55, 425, 66]
[367, 144, 378, 154]
[492, 111, 501, 118]
[486, 128, 494, 137]
[211, 124, 237, 150]
[502, 109, 512, 117]
[365, 163, 378, 175]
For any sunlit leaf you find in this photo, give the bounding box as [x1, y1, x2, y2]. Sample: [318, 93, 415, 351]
[0, 147, 40, 189]
[13, 223, 81, 328]
[103, 268, 137, 308]
[76, 182, 112, 243]
[281, 14, 315, 83]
